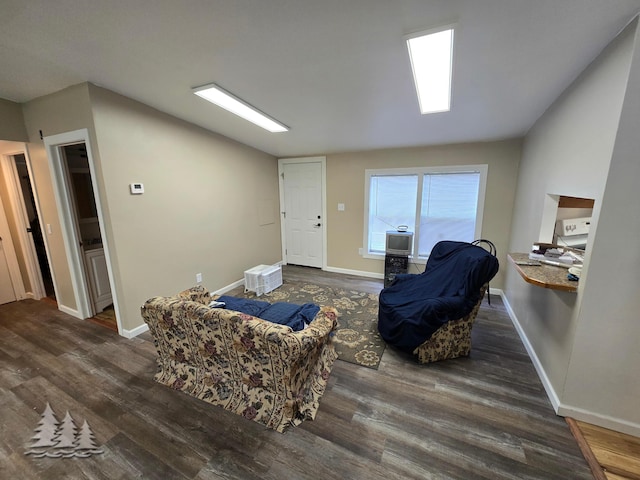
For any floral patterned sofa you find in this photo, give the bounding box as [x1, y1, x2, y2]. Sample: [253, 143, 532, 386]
[141, 285, 338, 432]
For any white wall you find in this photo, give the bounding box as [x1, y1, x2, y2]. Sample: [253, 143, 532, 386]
[561, 20, 640, 435]
[504, 18, 640, 435]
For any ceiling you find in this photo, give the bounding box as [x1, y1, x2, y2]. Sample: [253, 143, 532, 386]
[0, 0, 638, 157]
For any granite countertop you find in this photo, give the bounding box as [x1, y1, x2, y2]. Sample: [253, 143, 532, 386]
[508, 253, 577, 293]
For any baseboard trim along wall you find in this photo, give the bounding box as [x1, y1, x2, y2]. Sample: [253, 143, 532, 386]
[324, 266, 385, 280]
[557, 404, 640, 438]
[499, 290, 561, 412]
[122, 322, 149, 339]
[211, 278, 245, 296]
[58, 304, 82, 319]
[500, 290, 640, 438]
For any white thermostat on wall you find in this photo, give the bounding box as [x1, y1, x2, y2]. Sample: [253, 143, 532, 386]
[130, 183, 144, 194]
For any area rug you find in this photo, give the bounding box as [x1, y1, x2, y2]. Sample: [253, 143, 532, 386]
[225, 281, 386, 369]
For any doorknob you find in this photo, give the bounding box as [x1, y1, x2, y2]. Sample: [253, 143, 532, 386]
[314, 223, 321, 227]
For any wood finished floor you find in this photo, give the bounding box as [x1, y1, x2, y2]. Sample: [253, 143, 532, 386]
[571, 419, 640, 480]
[87, 305, 118, 333]
[0, 265, 594, 479]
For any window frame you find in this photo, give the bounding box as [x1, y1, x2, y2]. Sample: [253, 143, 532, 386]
[363, 164, 488, 262]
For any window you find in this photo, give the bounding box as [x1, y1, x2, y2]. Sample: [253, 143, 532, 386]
[364, 165, 487, 258]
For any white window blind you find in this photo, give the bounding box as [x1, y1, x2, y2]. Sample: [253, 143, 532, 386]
[364, 165, 487, 258]
[418, 172, 480, 256]
[368, 175, 417, 254]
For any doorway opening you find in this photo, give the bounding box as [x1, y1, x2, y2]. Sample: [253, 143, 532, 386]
[0, 143, 49, 303]
[12, 153, 55, 299]
[44, 129, 120, 334]
[62, 144, 113, 308]
[62, 144, 115, 331]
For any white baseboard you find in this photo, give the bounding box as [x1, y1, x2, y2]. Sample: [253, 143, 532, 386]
[500, 290, 640, 437]
[122, 322, 149, 339]
[323, 266, 384, 280]
[58, 304, 83, 319]
[499, 291, 561, 412]
[210, 278, 245, 296]
[557, 405, 640, 438]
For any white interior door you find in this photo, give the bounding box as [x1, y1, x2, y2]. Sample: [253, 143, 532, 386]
[0, 237, 17, 304]
[282, 161, 323, 268]
[84, 248, 112, 312]
[0, 191, 24, 304]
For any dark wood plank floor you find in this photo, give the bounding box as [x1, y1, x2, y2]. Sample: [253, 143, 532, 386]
[0, 265, 592, 479]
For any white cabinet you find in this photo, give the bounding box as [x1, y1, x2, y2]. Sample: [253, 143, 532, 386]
[84, 248, 112, 313]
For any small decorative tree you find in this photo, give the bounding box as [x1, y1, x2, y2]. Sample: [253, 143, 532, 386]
[52, 411, 77, 452]
[75, 420, 104, 455]
[25, 402, 59, 454]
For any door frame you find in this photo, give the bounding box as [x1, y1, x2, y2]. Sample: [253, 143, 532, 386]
[0, 146, 46, 299]
[44, 129, 121, 334]
[277, 156, 327, 269]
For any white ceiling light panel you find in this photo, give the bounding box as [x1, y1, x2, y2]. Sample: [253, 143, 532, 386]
[193, 83, 289, 133]
[406, 26, 455, 114]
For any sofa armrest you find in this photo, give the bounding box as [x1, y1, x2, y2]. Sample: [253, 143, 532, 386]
[277, 306, 338, 395]
[287, 306, 338, 345]
[176, 285, 211, 305]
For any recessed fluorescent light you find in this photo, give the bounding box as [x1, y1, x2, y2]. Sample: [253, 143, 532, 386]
[193, 83, 289, 133]
[406, 26, 454, 114]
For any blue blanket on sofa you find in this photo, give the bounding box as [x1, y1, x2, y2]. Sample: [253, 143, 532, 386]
[216, 295, 319, 332]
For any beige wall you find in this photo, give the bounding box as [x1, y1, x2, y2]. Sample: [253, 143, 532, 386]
[325, 139, 522, 289]
[0, 98, 28, 141]
[504, 19, 638, 434]
[18, 82, 280, 332]
[21, 83, 97, 311]
[87, 85, 281, 331]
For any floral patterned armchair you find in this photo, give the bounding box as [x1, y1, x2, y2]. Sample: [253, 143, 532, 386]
[141, 285, 338, 432]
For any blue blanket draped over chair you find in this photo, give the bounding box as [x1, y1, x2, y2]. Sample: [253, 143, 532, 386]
[377, 240, 499, 354]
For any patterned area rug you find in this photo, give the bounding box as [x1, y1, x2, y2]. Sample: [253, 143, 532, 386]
[225, 281, 386, 369]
